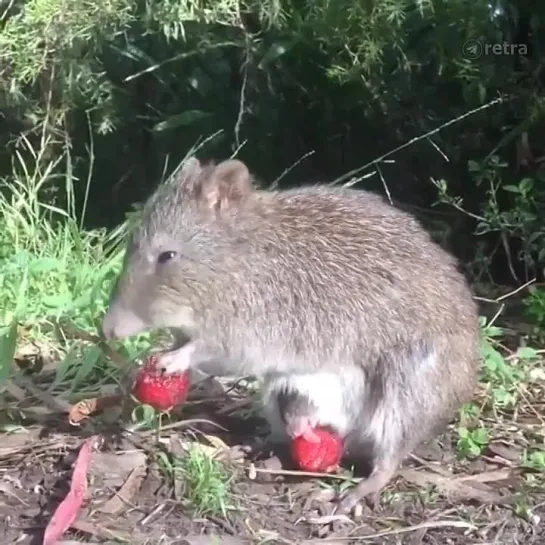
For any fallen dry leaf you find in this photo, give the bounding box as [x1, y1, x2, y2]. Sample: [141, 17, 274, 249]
[400, 468, 512, 504]
[68, 395, 123, 426]
[453, 468, 514, 484]
[71, 519, 135, 541]
[487, 441, 523, 462]
[178, 439, 225, 459]
[203, 433, 230, 452]
[97, 463, 147, 515]
[91, 451, 147, 480]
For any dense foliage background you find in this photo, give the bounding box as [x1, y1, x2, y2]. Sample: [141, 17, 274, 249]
[1, 0, 544, 285]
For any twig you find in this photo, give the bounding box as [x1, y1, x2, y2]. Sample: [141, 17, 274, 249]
[488, 303, 506, 328]
[250, 466, 360, 482]
[500, 232, 519, 283]
[474, 278, 536, 304]
[303, 520, 477, 542]
[124, 42, 238, 82]
[9, 375, 71, 413]
[58, 322, 131, 369]
[331, 97, 504, 185]
[429, 176, 486, 222]
[137, 418, 229, 436]
[375, 162, 393, 204]
[271, 150, 316, 189]
[234, 36, 250, 149]
[427, 136, 449, 161]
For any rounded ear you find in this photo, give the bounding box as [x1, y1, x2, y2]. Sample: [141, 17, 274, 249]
[198, 159, 254, 212]
[174, 156, 202, 188]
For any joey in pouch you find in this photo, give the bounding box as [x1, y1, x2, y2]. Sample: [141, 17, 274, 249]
[102, 156, 481, 514]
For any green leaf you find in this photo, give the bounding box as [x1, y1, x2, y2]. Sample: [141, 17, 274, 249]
[457, 426, 469, 439]
[258, 41, 296, 69]
[0, 319, 18, 384]
[473, 427, 489, 444]
[468, 160, 480, 172]
[484, 325, 503, 337]
[482, 343, 505, 372]
[69, 346, 102, 390]
[28, 258, 61, 273]
[49, 348, 79, 391]
[153, 111, 212, 132]
[516, 346, 538, 360]
[519, 178, 534, 193]
[42, 294, 71, 309]
[502, 185, 520, 193]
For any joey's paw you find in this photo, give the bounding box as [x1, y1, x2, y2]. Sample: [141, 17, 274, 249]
[156, 351, 190, 375]
[286, 415, 320, 441]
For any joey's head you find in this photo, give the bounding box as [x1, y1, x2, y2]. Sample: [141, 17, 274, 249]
[102, 157, 257, 340]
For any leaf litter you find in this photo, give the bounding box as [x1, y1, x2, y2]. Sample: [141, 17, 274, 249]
[1, 320, 545, 544]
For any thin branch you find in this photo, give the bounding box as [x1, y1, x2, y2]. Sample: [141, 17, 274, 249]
[331, 97, 504, 185]
[234, 36, 250, 149]
[474, 278, 536, 304]
[271, 150, 316, 189]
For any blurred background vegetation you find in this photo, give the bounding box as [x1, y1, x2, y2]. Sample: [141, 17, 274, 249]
[2, 0, 545, 285]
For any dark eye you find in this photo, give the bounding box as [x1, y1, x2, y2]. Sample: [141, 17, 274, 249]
[157, 251, 177, 264]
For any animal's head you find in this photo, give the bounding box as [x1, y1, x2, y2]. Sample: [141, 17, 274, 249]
[102, 157, 255, 340]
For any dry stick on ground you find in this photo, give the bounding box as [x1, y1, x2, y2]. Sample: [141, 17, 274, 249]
[58, 322, 131, 370]
[137, 418, 229, 436]
[250, 465, 361, 482]
[297, 519, 478, 543]
[7, 374, 72, 414]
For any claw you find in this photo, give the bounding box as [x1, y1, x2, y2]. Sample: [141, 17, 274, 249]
[333, 460, 396, 515]
[156, 343, 196, 375]
[334, 490, 361, 515]
[286, 415, 320, 442]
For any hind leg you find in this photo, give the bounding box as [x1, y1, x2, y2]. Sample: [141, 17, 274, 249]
[335, 456, 399, 514]
[333, 397, 409, 514]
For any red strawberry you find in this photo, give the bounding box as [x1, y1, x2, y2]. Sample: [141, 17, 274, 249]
[291, 427, 343, 473]
[132, 355, 190, 411]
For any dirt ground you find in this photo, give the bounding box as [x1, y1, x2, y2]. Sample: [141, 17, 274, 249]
[1, 373, 544, 545]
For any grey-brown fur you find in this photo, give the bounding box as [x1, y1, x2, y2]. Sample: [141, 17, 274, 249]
[102, 157, 481, 513]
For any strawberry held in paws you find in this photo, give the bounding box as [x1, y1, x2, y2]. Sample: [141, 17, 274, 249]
[291, 427, 343, 473]
[132, 355, 190, 411]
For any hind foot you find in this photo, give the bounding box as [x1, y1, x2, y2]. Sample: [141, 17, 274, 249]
[334, 459, 397, 515]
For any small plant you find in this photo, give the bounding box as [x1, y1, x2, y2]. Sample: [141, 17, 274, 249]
[157, 444, 235, 517]
[456, 424, 489, 458]
[523, 287, 545, 338]
[434, 157, 545, 283]
[521, 449, 545, 472]
[479, 316, 527, 409]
